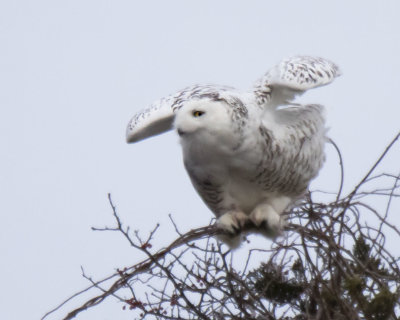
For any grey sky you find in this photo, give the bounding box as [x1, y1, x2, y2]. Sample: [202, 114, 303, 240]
[1, 1, 399, 319]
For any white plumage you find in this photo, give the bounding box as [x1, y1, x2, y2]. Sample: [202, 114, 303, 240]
[126, 56, 340, 246]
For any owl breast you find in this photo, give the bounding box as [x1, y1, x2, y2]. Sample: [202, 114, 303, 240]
[181, 122, 325, 217]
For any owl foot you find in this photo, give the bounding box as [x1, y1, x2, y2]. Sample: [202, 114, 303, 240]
[216, 211, 249, 248]
[217, 211, 249, 234]
[249, 203, 283, 238]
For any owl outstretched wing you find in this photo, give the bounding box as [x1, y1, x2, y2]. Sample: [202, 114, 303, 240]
[254, 56, 341, 108]
[126, 96, 175, 143]
[126, 56, 340, 143]
[126, 85, 235, 143]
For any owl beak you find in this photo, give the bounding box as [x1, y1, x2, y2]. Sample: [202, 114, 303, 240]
[177, 128, 186, 136]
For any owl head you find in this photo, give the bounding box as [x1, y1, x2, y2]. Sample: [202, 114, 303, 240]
[173, 99, 237, 146]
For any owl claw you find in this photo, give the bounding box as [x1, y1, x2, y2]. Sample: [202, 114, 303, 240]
[216, 211, 248, 235]
[215, 211, 249, 248]
[250, 203, 283, 238]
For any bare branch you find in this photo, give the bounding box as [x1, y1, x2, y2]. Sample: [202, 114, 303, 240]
[43, 133, 400, 320]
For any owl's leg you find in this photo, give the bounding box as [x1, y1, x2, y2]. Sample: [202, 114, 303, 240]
[249, 196, 292, 237]
[216, 210, 249, 248]
[217, 210, 248, 234]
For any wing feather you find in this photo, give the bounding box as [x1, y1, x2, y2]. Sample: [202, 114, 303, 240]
[254, 56, 341, 108]
[126, 96, 175, 143]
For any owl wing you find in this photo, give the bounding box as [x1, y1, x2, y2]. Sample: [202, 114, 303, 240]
[126, 85, 235, 143]
[126, 95, 175, 143]
[254, 56, 341, 109]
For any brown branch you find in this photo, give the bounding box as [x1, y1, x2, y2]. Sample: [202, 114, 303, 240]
[43, 133, 400, 320]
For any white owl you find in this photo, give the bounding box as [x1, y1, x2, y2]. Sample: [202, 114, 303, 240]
[126, 56, 340, 246]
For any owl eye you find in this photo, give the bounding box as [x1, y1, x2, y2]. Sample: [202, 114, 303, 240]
[193, 110, 205, 117]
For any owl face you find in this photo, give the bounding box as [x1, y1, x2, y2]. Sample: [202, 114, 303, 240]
[174, 99, 240, 153]
[174, 99, 233, 137]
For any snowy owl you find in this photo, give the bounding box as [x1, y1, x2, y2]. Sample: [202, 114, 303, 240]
[126, 56, 340, 246]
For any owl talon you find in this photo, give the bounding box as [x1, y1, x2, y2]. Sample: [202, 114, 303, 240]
[250, 203, 283, 238]
[216, 211, 248, 235]
[215, 211, 249, 248]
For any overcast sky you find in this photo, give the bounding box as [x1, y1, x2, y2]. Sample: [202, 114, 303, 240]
[1, 1, 399, 319]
